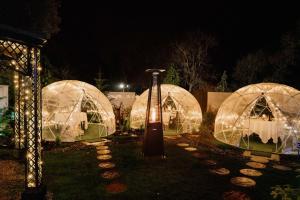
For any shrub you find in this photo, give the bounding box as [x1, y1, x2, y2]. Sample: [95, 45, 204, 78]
[55, 136, 61, 146]
[0, 107, 14, 147]
[271, 185, 300, 200]
[198, 111, 216, 134]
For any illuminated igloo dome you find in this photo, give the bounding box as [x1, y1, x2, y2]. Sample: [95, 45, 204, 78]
[42, 80, 115, 142]
[214, 83, 300, 154]
[130, 84, 202, 134]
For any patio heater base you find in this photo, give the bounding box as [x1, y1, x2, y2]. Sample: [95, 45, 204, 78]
[143, 122, 164, 157]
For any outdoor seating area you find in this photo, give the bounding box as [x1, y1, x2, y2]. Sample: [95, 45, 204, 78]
[214, 83, 300, 154]
[42, 80, 116, 142]
[130, 84, 202, 135]
[1, 3, 300, 200]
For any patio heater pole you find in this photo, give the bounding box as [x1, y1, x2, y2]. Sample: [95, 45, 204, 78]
[143, 69, 165, 157]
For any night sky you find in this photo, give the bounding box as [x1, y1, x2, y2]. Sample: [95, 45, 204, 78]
[44, 1, 300, 91]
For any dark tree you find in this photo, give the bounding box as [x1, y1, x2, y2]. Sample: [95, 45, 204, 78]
[163, 65, 180, 85]
[233, 50, 267, 85]
[267, 32, 298, 83]
[0, 0, 61, 38]
[94, 69, 108, 91]
[215, 70, 228, 92]
[170, 32, 217, 92]
[41, 56, 60, 86]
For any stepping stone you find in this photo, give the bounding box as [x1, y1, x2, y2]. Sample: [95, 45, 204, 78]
[223, 190, 251, 200]
[230, 177, 256, 187]
[203, 160, 217, 166]
[91, 142, 106, 146]
[184, 147, 197, 152]
[97, 150, 111, 155]
[272, 164, 292, 171]
[130, 134, 138, 138]
[192, 152, 208, 159]
[240, 168, 262, 177]
[250, 156, 269, 163]
[98, 162, 116, 169]
[288, 162, 300, 168]
[105, 182, 127, 193]
[246, 162, 266, 169]
[82, 141, 105, 146]
[177, 143, 189, 147]
[101, 170, 120, 179]
[96, 146, 109, 150]
[209, 167, 230, 175]
[164, 136, 177, 140]
[102, 139, 112, 143]
[189, 134, 199, 138]
[242, 150, 251, 157]
[97, 155, 112, 161]
[294, 169, 300, 173]
[81, 141, 90, 146]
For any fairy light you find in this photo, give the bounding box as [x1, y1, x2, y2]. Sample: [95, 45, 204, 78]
[0, 40, 45, 192]
[27, 153, 33, 159]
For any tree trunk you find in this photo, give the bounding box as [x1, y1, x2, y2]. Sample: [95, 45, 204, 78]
[188, 84, 193, 92]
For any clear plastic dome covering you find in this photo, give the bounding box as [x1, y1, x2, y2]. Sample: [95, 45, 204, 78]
[130, 84, 202, 134]
[214, 83, 300, 154]
[42, 80, 115, 142]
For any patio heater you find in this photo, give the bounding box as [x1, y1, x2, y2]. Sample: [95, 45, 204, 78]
[143, 69, 165, 157]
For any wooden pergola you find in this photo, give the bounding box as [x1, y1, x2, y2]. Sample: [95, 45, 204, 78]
[0, 24, 46, 199]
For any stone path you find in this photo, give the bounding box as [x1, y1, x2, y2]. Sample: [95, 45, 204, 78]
[174, 137, 299, 199]
[84, 139, 127, 194]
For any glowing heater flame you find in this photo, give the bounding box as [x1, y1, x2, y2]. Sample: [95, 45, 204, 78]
[151, 108, 156, 122]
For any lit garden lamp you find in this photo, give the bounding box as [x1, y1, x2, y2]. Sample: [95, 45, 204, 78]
[143, 69, 165, 157]
[119, 82, 129, 92]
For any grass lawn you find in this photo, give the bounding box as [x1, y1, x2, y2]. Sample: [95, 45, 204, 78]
[41, 135, 300, 200]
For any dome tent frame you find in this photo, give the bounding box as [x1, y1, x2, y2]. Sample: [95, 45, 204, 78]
[42, 80, 115, 142]
[130, 84, 202, 134]
[161, 93, 188, 134]
[214, 83, 300, 154]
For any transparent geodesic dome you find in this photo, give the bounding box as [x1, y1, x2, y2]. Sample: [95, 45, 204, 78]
[42, 80, 115, 142]
[130, 84, 202, 134]
[214, 83, 300, 154]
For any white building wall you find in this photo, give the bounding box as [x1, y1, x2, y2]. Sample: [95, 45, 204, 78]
[0, 85, 9, 112]
[106, 92, 136, 110]
[207, 92, 231, 112]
